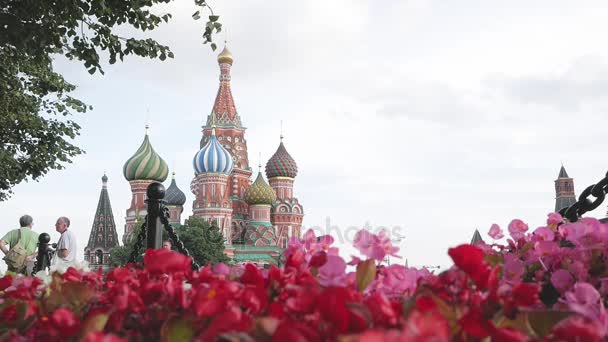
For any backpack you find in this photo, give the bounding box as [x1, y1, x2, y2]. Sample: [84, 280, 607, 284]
[3, 229, 28, 273]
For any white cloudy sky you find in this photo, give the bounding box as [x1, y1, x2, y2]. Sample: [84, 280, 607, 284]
[2, 0, 608, 272]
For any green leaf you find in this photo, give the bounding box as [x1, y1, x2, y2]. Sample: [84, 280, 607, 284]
[79, 312, 109, 339]
[88, 67, 96, 74]
[209, 15, 220, 22]
[192, 11, 201, 20]
[211, 43, 217, 51]
[525, 310, 572, 337]
[161, 317, 195, 342]
[356, 259, 376, 292]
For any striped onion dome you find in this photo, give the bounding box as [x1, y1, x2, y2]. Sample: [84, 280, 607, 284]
[165, 172, 186, 206]
[193, 128, 234, 175]
[265, 139, 298, 179]
[123, 127, 169, 182]
[244, 172, 277, 205]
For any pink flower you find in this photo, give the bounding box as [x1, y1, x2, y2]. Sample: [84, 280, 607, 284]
[212, 263, 230, 276]
[347, 255, 363, 266]
[563, 282, 607, 332]
[353, 229, 376, 257]
[488, 224, 504, 240]
[377, 230, 400, 259]
[533, 227, 555, 242]
[353, 229, 400, 262]
[547, 212, 563, 226]
[503, 254, 524, 284]
[318, 255, 347, 287]
[508, 219, 528, 240]
[551, 269, 574, 293]
[534, 241, 559, 257]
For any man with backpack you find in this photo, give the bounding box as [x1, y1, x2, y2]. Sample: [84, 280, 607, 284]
[0, 215, 40, 274]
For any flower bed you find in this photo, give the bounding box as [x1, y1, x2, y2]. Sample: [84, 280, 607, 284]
[1, 213, 607, 341]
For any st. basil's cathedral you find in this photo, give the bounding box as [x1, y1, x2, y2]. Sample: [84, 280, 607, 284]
[85, 46, 304, 268]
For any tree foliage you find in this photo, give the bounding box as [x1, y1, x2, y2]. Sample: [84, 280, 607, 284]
[0, 0, 221, 200]
[179, 217, 230, 266]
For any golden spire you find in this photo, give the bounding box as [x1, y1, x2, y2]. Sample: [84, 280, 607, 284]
[217, 44, 233, 65]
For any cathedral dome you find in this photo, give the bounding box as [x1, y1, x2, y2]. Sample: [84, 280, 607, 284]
[265, 140, 298, 179]
[193, 128, 234, 175]
[165, 172, 186, 206]
[244, 172, 276, 205]
[123, 127, 169, 182]
[217, 46, 233, 65]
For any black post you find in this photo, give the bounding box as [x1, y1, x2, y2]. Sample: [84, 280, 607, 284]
[146, 182, 166, 250]
[32, 233, 51, 275]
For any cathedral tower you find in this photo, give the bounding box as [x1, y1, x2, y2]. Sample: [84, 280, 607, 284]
[165, 172, 186, 226]
[192, 127, 234, 242]
[266, 135, 304, 247]
[555, 165, 576, 212]
[243, 170, 278, 246]
[85, 174, 119, 271]
[122, 126, 169, 243]
[193, 46, 252, 234]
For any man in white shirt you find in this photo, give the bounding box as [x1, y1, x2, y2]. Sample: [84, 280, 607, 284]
[53, 216, 77, 264]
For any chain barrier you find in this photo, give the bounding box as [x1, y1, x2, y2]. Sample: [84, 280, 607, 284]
[128, 217, 148, 264]
[559, 171, 608, 223]
[158, 206, 200, 270]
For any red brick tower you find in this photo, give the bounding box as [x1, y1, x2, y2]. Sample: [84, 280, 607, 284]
[555, 165, 576, 212]
[192, 45, 252, 236]
[192, 128, 235, 241]
[266, 135, 304, 247]
[122, 126, 169, 243]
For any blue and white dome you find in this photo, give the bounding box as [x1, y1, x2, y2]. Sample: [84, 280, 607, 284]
[193, 128, 234, 175]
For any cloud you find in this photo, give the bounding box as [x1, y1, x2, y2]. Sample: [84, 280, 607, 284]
[485, 55, 608, 110]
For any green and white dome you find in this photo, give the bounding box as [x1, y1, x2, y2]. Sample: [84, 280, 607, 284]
[123, 127, 169, 182]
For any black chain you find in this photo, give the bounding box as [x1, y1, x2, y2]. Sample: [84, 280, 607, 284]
[158, 206, 200, 270]
[128, 217, 148, 263]
[559, 171, 608, 222]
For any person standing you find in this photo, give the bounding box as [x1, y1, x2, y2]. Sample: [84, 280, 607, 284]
[0, 215, 39, 274]
[52, 216, 78, 265]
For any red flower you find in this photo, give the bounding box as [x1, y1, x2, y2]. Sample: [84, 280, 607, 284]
[0, 274, 13, 291]
[143, 248, 192, 274]
[273, 319, 319, 342]
[316, 286, 361, 335]
[415, 295, 438, 313]
[309, 251, 328, 268]
[61, 267, 83, 282]
[84, 332, 128, 342]
[365, 293, 399, 327]
[511, 283, 540, 307]
[200, 306, 252, 341]
[448, 244, 491, 289]
[402, 310, 450, 342]
[459, 309, 495, 339]
[492, 328, 528, 342]
[51, 308, 81, 338]
[241, 286, 268, 314]
[286, 249, 305, 268]
[241, 264, 265, 289]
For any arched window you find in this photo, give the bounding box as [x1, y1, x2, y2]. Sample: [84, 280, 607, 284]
[95, 250, 103, 264]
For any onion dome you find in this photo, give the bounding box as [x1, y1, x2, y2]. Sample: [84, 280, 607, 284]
[265, 138, 298, 179]
[123, 127, 169, 182]
[165, 172, 186, 206]
[217, 46, 233, 65]
[101, 173, 108, 183]
[244, 172, 277, 205]
[193, 128, 234, 175]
